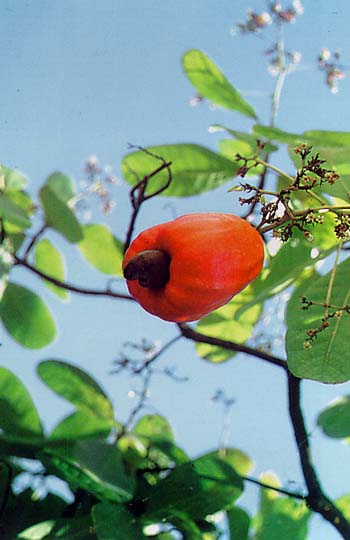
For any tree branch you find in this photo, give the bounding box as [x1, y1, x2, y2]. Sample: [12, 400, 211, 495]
[178, 323, 287, 370]
[14, 255, 134, 301]
[288, 373, 350, 538]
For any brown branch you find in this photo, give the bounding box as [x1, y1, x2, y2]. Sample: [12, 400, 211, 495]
[123, 146, 172, 253]
[14, 255, 134, 301]
[23, 222, 47, 258]
[178, 323, 287, 369]
[288, 373, 350, 538]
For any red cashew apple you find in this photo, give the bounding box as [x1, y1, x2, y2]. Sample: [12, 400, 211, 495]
[122, 212, 264, 322]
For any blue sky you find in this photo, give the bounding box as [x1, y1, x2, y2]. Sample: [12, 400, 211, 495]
[2, 2, 350, 538]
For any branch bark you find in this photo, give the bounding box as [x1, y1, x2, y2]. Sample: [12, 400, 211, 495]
[288, 373, 350, 538]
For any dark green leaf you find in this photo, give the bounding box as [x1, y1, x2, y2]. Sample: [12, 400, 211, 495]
[286, 259, 350, 383]
[39, 173, 83, 242]
[227, 506, 250, 540]
[4, 489, 67, 540]
[122, 144, 238, 197]
[34, 239, 68, 300]
[93, 502, 142, 540]
[183, 49, 257, 118]
[144, 453, 243, 520]
[41, 439, 135, 503]
[0, 367, 43, 438]
[18, 516, 92, 540]
[37, 359, 114, 428]
[317, 396, 350, 438]
[0, 282, 56, 349]
[79, 224, 124, 275]
[0, 193, 31, 229]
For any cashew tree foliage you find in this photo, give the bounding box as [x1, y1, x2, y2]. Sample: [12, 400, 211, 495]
[1, 3, 350, 539]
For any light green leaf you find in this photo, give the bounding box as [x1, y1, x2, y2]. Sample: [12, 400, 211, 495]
[286, 258, 350, 383]
[0, 164, 27, 190]
[0, 367, 43, 438]
[122, 144, 238, 197]
[182, 49, 257, 118]
[257, 497, 310, 540]
[134, 414, 174, 443]
[39, 173, 83, 243]
[303, 130, 350, 147]
[227, 506, 250, 540]
[34, 239, 68, 300]
[336, 494, 350, 522]
[79, 224, 124, 276]
[0, 239, 13, 301]
[93, 502, 142, 540]
[0, 282, 56, 349]
[37, 359, 114, 426]
[219, 139, 263, 175]
[210, 124, 278, 153]
[207, 448, 253, 476]
[253, 125, 307, 146]
[196, 286, 261, 363]
[0, 193, 31, 229]
[317, 396, 350, 438]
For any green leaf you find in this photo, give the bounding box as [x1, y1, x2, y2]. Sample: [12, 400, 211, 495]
[257, 497, 310, 540]
[0, 164, 27, 190]
[227, 506, 250, 540]
[196, 285, 261, 363]
[252, 125, 308, 145]
[0, 282, 56, 349]
[34, 239, 68, 300]
[219, 139, 263, 175]
[144, 453, 243, 520]
[121, 144, 238, 197]
[303, 130, 350, 147]
[0, 239, 13, 301]
[41, 439, 135, 503]
[134, 414, 174, 443]
[93, 502, 142, 540]
[78, 224, 124, 276]
[0, 193, 31, 229]
[317, 396, 350, 438]
[209, 125, 278, 153]
[37, 360, 114, 429]
[182, 49, 257, 118]
[50, 409, 114, 441]
[0, 367, 43, 438]
[336, 494, 350, 522]
[207, 448, 253, 476]
[39, 172, 83, 243]
[18, 516, 92, 540]
[286, 259, 350, 383]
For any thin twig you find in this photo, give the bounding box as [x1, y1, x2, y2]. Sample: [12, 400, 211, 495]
[23, 223, 47, 258]
[14, 255, 134, 301]
[123, 146, 172, 252]
[178, 323, 287, 370]
[287, 373, 350, 538]
[242, 474, 306, 501]
[134, 335, 182, 374]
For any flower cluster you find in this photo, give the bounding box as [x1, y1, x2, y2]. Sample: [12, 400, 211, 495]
[234, 1, 304, 35]
[318, 48, 346, 94]
[301, 297, 350, 349]
[71, 155, 120, 220]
